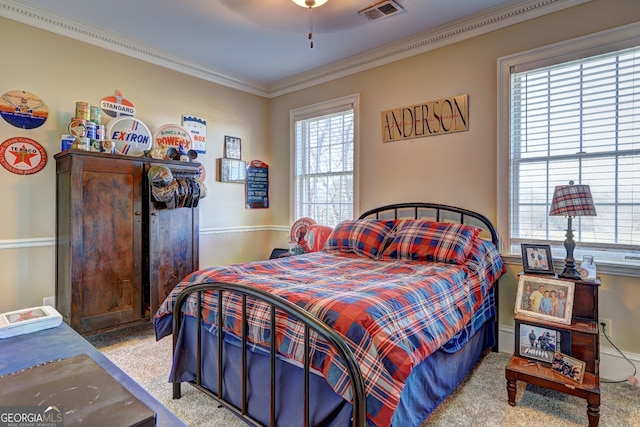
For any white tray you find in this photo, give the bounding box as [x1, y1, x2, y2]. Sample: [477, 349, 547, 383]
[0, 306, 63, 339]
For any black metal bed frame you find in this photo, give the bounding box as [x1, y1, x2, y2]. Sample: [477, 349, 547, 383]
[170, 202, 501, 427]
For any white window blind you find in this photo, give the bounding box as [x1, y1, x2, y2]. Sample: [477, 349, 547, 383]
[509, 45, 640, 266]
[293, 99, 357, 227]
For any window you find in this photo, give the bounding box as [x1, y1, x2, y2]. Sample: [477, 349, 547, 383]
[291, 94, 359, 227]
[498, 24, 640, 273]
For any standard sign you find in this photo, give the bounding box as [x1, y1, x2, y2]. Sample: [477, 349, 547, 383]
[381, 94, 469, 143]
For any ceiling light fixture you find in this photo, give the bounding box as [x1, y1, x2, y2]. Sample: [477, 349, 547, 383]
[291, 0, 328, 7]
[291, 0, 329, 48]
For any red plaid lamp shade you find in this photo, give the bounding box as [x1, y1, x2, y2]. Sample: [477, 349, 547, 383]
[549, 181, 596, 217]
[549, 180, 596, 279]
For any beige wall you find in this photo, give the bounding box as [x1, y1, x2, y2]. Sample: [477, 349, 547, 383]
[269, 0, 640, 355]
[1, 0, 639, 358]
[0, 17, 278, 314]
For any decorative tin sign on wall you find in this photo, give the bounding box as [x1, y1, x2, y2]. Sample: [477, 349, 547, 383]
[106, 117, 152, 156]
[154, 124, 193, 151]
[0, 137, 47, 175]
[182, 115, 207, 153]
[0, 90, 48, 129]
[100, 89, 136, 121]
[245, 160, 269, 209]
[381, 94, 469, 143]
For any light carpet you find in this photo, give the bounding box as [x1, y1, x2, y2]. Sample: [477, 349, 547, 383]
[89, 323, 640, 427]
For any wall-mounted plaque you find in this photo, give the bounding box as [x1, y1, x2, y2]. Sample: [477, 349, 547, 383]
[182, 115, 207, 153]
[381, 94, 469, 142]
[245, 160, 269, 209]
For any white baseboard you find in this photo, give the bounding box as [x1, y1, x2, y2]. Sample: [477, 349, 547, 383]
[498, 324, 639, 383]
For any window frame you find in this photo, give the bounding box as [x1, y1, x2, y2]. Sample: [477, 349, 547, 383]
[289, 94, 360, 226]
[497, 23, 640, 277]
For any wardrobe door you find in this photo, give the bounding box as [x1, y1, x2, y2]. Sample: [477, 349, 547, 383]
[56, 151, 144, 334]
[147, 164, 199, 317]
[78, 156, 144, 333]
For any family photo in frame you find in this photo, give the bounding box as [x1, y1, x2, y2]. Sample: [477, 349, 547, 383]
[514, 275, 575, 325]
[552, 352, 586, 383]
[521, 243, 555, 275]
[515, 322, 559, 364]
[515, 320, 572, 365]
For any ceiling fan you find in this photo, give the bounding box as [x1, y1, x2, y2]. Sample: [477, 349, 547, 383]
[291, 0, 330, 48]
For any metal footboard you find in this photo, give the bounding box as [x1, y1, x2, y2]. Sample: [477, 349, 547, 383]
[171, 281, 367, 427]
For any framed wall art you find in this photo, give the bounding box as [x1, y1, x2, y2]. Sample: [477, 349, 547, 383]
[217, 158, 246, 183]
[224, 135, 241, 160]
[521, 243, 555, 275]
[514, 275, 574, 325]
[515, 319, 571, 365]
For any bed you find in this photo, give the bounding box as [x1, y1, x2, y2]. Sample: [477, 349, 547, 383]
[154, 202, 506, 427]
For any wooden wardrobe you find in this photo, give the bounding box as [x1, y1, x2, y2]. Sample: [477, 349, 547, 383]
[55, 150, 200, 335]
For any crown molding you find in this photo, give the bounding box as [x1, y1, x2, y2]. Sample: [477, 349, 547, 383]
[0, 0, 270, 97]
[0, 0, 590, 98]
[268, 0, 591, 96]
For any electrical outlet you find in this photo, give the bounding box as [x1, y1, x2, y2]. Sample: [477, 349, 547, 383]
[599, 318, 612, 337]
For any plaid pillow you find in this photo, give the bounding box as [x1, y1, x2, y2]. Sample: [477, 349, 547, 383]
[382, 220, 482, 264]
[324, 219, 398, 259]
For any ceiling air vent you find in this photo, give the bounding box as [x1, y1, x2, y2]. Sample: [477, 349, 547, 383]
[358, 0, 404, 21]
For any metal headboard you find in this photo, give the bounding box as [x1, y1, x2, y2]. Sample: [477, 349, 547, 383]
[359, 202, 499, 247]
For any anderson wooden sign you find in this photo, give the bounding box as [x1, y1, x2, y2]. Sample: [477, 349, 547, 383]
[381, 94, 469, 143]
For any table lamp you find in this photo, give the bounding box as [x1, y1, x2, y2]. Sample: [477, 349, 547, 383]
[549, 180, 596, 279]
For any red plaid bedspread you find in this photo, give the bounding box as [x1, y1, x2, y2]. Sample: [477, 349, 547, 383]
[155, 240, 505, 427]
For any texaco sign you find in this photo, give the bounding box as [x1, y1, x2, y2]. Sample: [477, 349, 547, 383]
[0, 137, 48, 175]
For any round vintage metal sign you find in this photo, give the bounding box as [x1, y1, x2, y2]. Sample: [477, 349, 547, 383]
[0, 90, 48, 129]
[106, 116, 152, 156]
[154, 124, 193, 151]
[0, 137, 48, 175]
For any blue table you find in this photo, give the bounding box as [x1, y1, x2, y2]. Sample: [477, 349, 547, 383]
[0, 322, 186, 427]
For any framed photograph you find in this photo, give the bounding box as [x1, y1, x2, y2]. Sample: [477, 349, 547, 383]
[224, 135, 241, 160]
[551, 352, 586, 383]
[514, 275, 575, 325]
[521, 243, 555, 275]
[217, 158, 246, 183]
[515, 320, 571, 365]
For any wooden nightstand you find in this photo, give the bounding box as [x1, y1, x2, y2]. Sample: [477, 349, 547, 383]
[506, 276, 601, 427]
